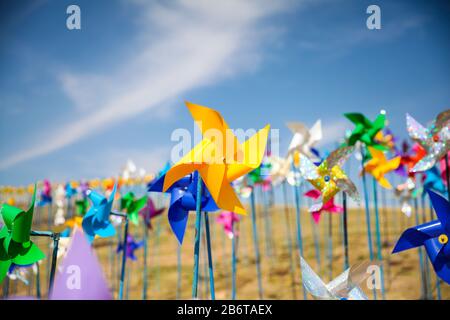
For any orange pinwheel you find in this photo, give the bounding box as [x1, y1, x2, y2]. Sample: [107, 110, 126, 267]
[364, 147, 401, 189]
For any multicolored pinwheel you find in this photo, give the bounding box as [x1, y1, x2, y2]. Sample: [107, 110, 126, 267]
[344, 111, 387, 150]
[304, 189, 343, 224]
[286, 119, 322, 162]
[406, 110, 450, 172]
[247, 161, 272, 191]
[81, 184, 117, 243]
[0, 186, 45, 283]
[139, 197, 165, 229]
[363, 147, 401, 189]
[394, 142, 426, 177]
[216, 211, 240, 239]
[149, 172, 218, 244]
[117, 235, 144, 261]
[120, 192, 148, 226]
[300, 257, 369, 300]
[161, 101, 270, 215]
[298, 146, 360, 212]
[392, 189, 450, 284]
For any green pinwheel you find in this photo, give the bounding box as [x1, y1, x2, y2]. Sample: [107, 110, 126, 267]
[0, 185, 45, 283]
[344, 111, 387, 150]
[120, 192, 148, 225]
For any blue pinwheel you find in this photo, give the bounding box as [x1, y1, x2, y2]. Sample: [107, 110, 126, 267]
[423, 167, 446, 195]
[81, 183, 117, 243]
[392, 189, 450, 284]
[148, 171, 218, 244]
[117, 235, 144, 261]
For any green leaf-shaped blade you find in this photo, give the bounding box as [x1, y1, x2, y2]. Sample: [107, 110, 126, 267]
[12, 241, 45, 266]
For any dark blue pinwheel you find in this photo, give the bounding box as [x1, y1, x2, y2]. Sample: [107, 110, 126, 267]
[392, 189, 450, 284]
[117, 235, 144, 261]
[148, 171, 218, 244]
[82, 183, 117, 243]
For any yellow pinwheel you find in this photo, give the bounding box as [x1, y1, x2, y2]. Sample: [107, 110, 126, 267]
[162, 101, 270, 214]
[364, 147, 401, 189]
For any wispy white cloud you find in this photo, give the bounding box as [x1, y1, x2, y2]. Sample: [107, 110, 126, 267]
[0, 0, 298, 170]
[316, 119, 349, 147]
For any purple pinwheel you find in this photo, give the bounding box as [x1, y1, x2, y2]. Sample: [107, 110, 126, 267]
[139, 197, 165, 229]
[117, 235, 144, 261]
[148, 171, 219, 244]
[392, 189, 450, 284]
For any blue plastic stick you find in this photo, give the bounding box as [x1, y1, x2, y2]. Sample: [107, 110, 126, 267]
[291, 163, 307, 300]
[142, 223, 149, 300]
[191, 175, 203, 298]
[372, 177, 386, 299]
[282, 181, 297, 299]
[231, 220, 237, 300]
[177, 244, 182, 299]
[204, 211, 215, 300]
[413, 198, 427, 299]
[250, 187, 263, 299]
[360, 149, 377, 300]
[118, 216, 129, 300]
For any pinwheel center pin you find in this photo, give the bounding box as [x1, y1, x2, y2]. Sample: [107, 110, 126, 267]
[324, 175, 330, 182]
[432, 134, 439, 142]
[438, 234, 448, 245]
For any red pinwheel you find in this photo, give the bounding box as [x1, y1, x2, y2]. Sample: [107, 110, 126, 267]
[392, 189, 450, 284]
[304, 189, 343, 224]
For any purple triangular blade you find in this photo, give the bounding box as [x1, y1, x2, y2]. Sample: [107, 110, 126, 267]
[49, 227, 113, 300]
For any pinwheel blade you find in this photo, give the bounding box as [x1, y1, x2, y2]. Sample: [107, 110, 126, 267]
[427, 189, 450, 232]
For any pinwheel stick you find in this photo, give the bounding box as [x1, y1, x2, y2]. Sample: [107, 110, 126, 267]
[250, 186, 263, 299]
[231, 219, 237, 300]
[371, 177, 386, 299]
[291, 163, 307, 300]
[204, 211, 215, 300]
[111, 211, 129, 300]
[192, 175, 203, 299]
[342, 192, 349, 270]
[360, 147, 377, 300]
[30, 230, 60, 295]
[413, 198, 428, 299]
[282, 181, 297, 299]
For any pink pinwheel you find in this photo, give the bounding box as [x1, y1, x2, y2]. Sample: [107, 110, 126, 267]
[216, 211, 240, 239]
[139, 197, 165, 229]
[304, 189, 343, 224]
[440, 151, 450, 186]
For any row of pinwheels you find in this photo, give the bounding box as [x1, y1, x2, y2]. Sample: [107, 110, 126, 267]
[0, 103, 448, 300]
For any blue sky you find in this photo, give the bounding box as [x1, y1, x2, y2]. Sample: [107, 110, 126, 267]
[0, 0, 449, 186]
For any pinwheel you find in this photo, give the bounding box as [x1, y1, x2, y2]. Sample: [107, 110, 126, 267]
[286, 119, 322, 162]
[0, 186, 45, 283]
[216, 211, 240, 239]
[363, 147, 401, 189]
[37, 180, 52, 206]
[392, 189, 450, 284]
[75, 198, 89, 216]
[82, 184, 117, 243]
[149, 172, 218, 244]
[120, 192, 148, 226]
[7, 264, 37, 285]
[139, 197, 165, 229]
[231, 177, 252, 199]
[65, 182, 77, 199]
[65, 216, 83, 229]
[394, 178, 417, 217]
[298, 146, 360, 212]
[423, 167, 446, 195]
[161, 101, 270, 215]
[248, 161, 272, 191]
[406, 110, 450, 172]
[394, 142, 426, 177]
[300, 257, 369, 300]
[374, 128, 396, 151]
[117, 235, 144, 261]
[344, 111, 387, 150]
[304, 189, 343, 224]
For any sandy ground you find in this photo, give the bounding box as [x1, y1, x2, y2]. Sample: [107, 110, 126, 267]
[2, 200, 449, 300]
